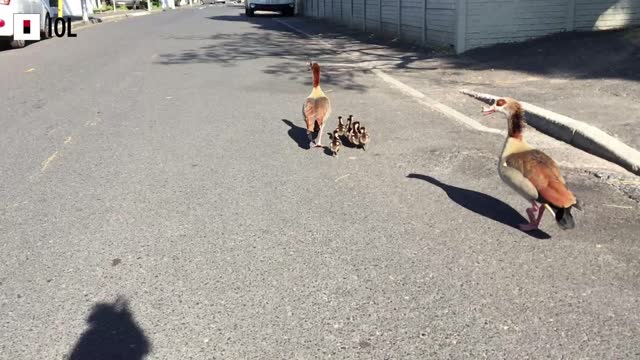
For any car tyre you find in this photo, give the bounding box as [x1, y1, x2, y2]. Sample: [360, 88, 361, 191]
[10, 39, 26, 49]
[41, 13, 52, 39]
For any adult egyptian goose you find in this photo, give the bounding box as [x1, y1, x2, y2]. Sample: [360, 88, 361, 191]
[482, 98, 581, 231]
[302, 62, 332, 148]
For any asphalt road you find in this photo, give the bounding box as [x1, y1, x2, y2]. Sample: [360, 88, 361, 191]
[1, 6, 639, 359]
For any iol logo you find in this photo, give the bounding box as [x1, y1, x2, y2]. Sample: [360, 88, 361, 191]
[14, 13, 77, 41]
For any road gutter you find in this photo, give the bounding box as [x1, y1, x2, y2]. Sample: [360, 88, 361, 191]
[70, 9, 163, 31]
[275, 18, 640, 178]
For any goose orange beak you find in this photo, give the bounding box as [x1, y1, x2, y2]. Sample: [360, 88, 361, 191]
[482, 105, 496, 116]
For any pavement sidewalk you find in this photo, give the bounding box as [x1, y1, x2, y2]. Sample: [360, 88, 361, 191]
[277, 18, 640, 152]
[270, 16, 640, 200]
[274, 17, 640, 178]
[67, 10, 152, 29]
[69, 6, 193, 29]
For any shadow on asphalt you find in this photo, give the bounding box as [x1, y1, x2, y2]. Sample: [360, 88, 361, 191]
[323, 143, 334, 156]
[293, 13, 640, 82]
[157, 7, 640, 94]
[0, 41, 36, 52]
[282, 119, 310, 149]
[158, 10, 441, 73]
[407, 173, 552, 240]
[67, 296, 151, 360]
[462, 26, 640, 82]
[338, 134, 359, 149]
[155, 12, 369, 92]
[304, 18, 640, 82]
[215, 9, 640, 83]
[208, 12, 285, 21]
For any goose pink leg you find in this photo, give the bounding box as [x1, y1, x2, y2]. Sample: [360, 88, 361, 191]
[525, 201, 540, 223]
[314, 123, 326, 148]
[520, 205, 545, 231]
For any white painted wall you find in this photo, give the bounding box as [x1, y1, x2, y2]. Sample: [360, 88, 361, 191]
[303, 0, 457, 48]
[464, 0, 569, 51]
[461, 0, 640, 52]
[303, 0, 639, 53]
[425, 0, 456, 46]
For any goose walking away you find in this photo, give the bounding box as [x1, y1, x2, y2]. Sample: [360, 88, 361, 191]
[302, 62, 332, 148]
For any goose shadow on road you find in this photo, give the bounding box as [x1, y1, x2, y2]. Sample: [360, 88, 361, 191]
[282, 119, 310, 149]
[407, 174, 551, 239]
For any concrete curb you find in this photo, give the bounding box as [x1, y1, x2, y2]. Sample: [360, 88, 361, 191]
[461, 89, 640, 177]
[71, 10, 162, 30]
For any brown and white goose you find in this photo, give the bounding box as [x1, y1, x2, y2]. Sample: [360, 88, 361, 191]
[482, 98, 581, 231]
[302, 62, 332, 148]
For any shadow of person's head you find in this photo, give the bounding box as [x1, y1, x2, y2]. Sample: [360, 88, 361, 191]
[68, 296, 151, 360]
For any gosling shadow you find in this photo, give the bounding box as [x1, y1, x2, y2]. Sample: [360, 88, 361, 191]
[407, 174, 551, 239]
[339, 135, 359, 149]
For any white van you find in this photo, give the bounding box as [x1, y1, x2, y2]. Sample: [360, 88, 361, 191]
[0, 0, 56, 48]
[245, 0, 294, 17]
